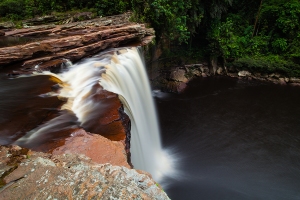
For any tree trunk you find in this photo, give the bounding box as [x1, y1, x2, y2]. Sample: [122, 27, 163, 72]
[252, 0, 263, 38]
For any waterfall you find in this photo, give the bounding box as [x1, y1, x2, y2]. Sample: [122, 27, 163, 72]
[100, 48, 172, 181]
[15, 47, 173, 181]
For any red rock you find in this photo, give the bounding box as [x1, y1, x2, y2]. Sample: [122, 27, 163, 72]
[0, 145, 170, 199]
[52, 129, 130, 168]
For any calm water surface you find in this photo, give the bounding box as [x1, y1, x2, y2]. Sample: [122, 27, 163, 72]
[156, 76, 300, 200]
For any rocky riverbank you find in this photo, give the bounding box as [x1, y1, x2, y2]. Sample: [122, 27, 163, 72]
[0, 12, 154, 74]
[150, 62, 300, 93]
[0, 145, 169, 199]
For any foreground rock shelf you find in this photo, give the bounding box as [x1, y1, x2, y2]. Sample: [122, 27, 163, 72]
[0, 145, 169, 199]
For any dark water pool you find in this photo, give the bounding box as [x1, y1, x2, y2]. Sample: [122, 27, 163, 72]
[156, 77, 300, 200]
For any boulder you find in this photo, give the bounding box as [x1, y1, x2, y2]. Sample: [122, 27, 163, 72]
[0, 30, 4, 36]
[279, 78, 286, 85]
[289, 77, 300, 83]
[0, 145, 169, 200]
[169, 68, 188, 83]
[238, 70, 251, 77]
[284, 77, 290, 83]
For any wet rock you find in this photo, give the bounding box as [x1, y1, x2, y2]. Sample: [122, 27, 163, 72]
[238, 70, 251, 77]
[289, 77, 300, 83]
[0, 145, 169, 199]
[0, 30, 4, 36]
[170, 68, 188, 83]
[52, 129, 130, 168]
[279, 78, 286, 85]
[284, 77, 290, 83]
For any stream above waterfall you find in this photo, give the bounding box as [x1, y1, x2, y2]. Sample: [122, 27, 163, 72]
[156, 76, 300, 200]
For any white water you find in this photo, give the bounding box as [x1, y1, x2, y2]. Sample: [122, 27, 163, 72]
[100, 48, 173, 181]
[15, 47, 173, 181]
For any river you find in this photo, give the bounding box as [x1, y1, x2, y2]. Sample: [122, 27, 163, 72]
[156, 76, 300, 200]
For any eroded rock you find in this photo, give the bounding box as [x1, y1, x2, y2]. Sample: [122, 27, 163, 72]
[0, 12, 155, 70]
[52, 129, 130, 168]
[0, 145, 169, 199]
[170, 68, 188, 83]
[238, 70, 251, 77]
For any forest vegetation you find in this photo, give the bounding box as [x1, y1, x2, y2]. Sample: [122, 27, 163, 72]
[1, 0, 300, 76]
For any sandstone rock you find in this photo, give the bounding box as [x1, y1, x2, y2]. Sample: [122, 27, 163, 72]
[238, 70, 251, 77]
[284, 77, 289, 83]
[0, 13, 155, 69]
[52, 129, 130, 168]
[170, 69, 188, 83]
[289, 77, 300, 83]
[0, 145, 169, 200]
[0, 25, 152, 66]
[279, 78, 286, 85]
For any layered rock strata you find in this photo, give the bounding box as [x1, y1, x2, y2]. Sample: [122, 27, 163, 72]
[0, 12, 155, 72]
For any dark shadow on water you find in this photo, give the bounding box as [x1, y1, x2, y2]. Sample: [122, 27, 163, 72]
[156, 76, 300, 200]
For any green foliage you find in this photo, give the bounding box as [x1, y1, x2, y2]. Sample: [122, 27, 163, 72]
[131, 0, 202, 43]
[0, 0, 26, 20]
[0, 0, 130, 20]
[227, 55, 300, 77]
[95, 0, 129, 16]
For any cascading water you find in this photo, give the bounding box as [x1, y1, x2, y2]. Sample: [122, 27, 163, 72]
[15, 47, 173, 182]
[100, 48, 173, 181]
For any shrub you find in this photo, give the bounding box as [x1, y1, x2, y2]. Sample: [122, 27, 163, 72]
[227, 55, 300, 77]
